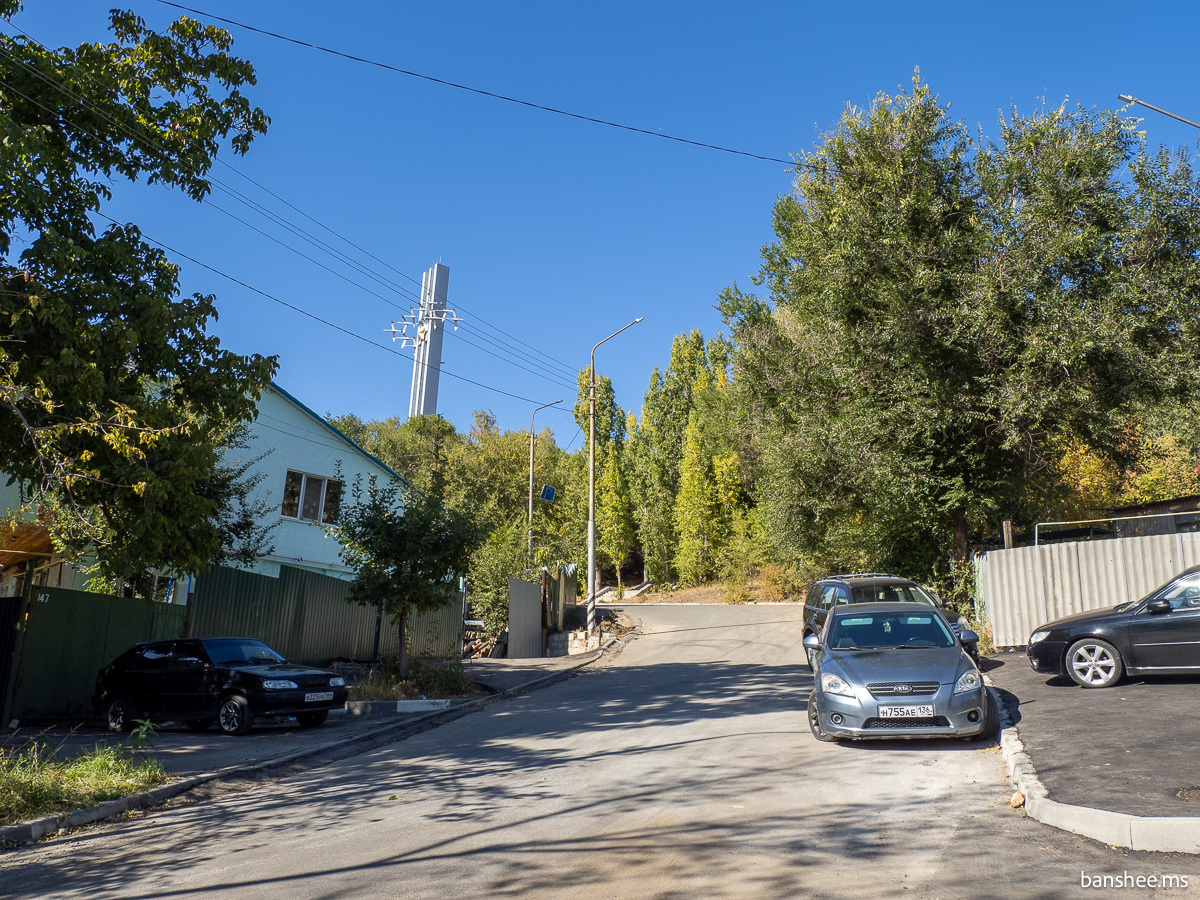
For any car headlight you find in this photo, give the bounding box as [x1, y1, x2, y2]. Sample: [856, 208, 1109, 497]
[954, 671, 981, 694]
[820, 672, 856, 697]
[329, 676, 345, 687]
[1029, 630, 1050, 644]
[262, 679, 298, 690]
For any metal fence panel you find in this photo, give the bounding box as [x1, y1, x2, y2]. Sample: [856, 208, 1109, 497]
[981, 533, 1200, 647]
[191, 565, 461, 665]
[507, 577, 542, 659]
[8, 587, 186, 719]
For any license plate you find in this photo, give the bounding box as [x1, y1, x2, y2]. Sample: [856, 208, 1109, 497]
[878, 704, 934, 718]
[305, 691, 334, 702]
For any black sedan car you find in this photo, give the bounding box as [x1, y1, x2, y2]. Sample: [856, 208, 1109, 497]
[94, 638, 349, 735]
[1028, 565, 1200, 688]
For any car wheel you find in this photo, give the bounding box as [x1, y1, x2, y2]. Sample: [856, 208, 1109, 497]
[804, 636, 816, 670]
[970, 690, 999, 742]
[1065, 637, 1124, 688]
[807, 692, 838, 743]
[297, 710, 328, 728]
[185, 719, 212, 732]
[217, 695, 254, 735]
[106, 696, 136, 733]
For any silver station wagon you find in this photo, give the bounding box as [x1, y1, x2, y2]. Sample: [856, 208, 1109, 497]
[803, 602, 995, 742]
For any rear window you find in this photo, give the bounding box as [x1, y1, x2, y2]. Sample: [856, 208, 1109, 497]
[851, 584, 938, 605]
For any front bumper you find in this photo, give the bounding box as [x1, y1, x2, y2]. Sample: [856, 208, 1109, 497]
[245, 686, 349, 717]
[814, 684, 987, 739]
[1027, 639, 1067, 675]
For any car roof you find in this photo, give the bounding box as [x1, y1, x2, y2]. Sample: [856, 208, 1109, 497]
[822, 573, 916, 585]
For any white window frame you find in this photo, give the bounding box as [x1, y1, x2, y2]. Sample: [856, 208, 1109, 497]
[280, 470, 341, 524]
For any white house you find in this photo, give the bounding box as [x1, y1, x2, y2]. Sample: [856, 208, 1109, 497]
[232, 382, 403, 581]
[0, 382, 403, 596]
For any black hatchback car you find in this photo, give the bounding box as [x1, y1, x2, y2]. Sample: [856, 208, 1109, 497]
[94, 638, 349, 735]
[1028, 565, 1200, 688]
[802, 573, 978, 665]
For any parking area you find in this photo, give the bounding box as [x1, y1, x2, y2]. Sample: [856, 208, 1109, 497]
[985, 651, 1200, 817]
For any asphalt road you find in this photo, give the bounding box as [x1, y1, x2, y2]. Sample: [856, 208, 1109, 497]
[986, 650, 1200, 818]
[3, 604, 1200, 899]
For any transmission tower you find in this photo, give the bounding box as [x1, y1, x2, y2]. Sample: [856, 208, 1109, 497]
[384, 263, 461, 418]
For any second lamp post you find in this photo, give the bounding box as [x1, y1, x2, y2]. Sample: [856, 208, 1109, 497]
[587, 316, 643, 633]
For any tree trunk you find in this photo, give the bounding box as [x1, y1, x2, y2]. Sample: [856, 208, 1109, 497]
[952, 513, 970, 573]
[397, 607, 409, 679]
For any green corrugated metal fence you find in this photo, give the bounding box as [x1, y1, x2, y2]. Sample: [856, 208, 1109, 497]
[7, 587, 187, 719]
[190, 565, 462, 665]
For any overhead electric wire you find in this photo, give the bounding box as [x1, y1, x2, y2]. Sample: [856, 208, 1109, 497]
[156, 0, 797, 167]
[87, 209, 550, 406]
[0, 21, 585, 382]
[0, 38, 582, 391]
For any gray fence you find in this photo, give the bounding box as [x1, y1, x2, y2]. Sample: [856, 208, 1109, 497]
[507, 577, 543, 659]
[978, 532, 1200, 647]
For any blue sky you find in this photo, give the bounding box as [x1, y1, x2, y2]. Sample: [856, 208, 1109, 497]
[6, 1, 1199, 446]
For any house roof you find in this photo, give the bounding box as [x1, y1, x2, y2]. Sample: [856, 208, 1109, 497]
[266, 382, 408, 488]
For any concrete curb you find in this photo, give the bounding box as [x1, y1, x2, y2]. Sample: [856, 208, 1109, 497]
[987, 680, 1200, 853]
[0, 635, 625, 849]
[345, 699, 454, 716]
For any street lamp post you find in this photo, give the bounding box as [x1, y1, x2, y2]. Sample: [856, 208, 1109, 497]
[528, 399, 563, 565]
[1117, 94, 1200, 131]
[587, 316, 643, 634]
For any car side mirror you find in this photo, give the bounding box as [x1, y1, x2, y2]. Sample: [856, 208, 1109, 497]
[802, 634, 821, 651]
[960, 628, 979, 644]
[1147, 599, 1172, 615]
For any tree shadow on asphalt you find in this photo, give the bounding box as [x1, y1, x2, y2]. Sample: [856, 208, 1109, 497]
[0, 657, 1125, 900]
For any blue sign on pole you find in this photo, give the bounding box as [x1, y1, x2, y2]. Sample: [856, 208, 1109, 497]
[539, 485, 556, 502]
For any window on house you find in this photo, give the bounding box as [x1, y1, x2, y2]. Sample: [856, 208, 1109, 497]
[281, 470, 342, 524]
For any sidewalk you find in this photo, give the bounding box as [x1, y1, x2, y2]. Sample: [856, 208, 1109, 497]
[1, 639, 620, 845]
[986, 651, 1200, 852]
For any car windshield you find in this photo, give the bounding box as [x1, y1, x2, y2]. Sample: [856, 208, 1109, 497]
[204, 639, 287, 666]
[826, 613, 954, 650]
[850, 584, 938, 605]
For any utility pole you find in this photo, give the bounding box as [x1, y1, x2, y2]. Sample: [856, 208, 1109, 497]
[528, 399, 562, 565]
[587, 317, 643, 634]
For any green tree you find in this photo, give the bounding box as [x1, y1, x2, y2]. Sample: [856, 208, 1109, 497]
[597, 441, 635, 588]
[328, 413, 460, 501]
[722, 74, 1200, 580]
[626, 332, 721, 582]
[674, 413, 720, 585]
[330, 474, 475, 677]
[0, 4, 275, 579]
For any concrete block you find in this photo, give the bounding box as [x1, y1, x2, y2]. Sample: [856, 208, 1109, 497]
[1026, 796, 1133, 848]
[1130, 817, 1200, 853]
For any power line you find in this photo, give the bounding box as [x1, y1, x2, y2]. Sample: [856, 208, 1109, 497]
[156, 0, 797, 166]
[0, 22, 585, 381]
[86, 209, 551, 406]
[0, 42, 580, 391]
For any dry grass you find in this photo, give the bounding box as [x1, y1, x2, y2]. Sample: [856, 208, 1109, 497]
[616, 584, 737, 604]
